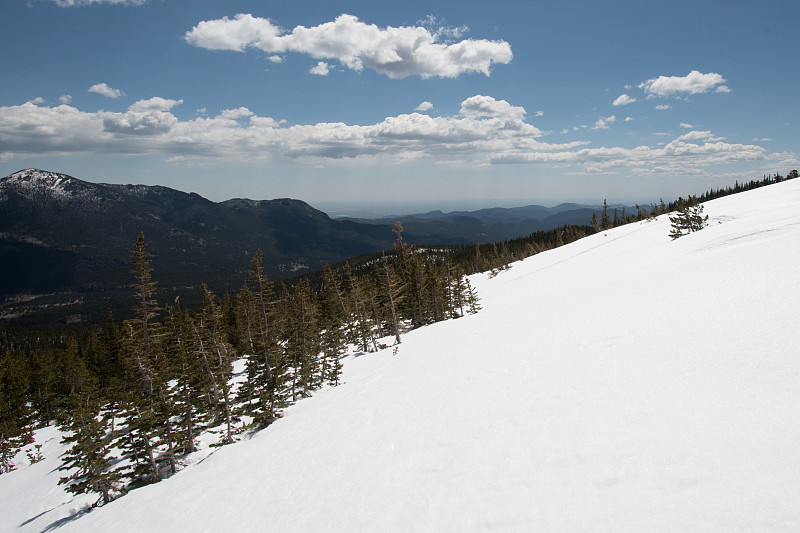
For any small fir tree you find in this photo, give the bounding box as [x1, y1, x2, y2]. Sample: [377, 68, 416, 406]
[669, 197, 709, 239]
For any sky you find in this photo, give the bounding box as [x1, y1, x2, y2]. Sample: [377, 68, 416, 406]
[1, 0, 798, 215]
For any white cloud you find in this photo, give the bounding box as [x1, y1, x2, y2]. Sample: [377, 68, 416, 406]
[417, 14, 469, 40]
[0, 96, 777, 178]
[593, 115, 616, 130]
[676, 130, 724, 142]
[624, 117, 633, 122]
[459, 95, 527, 122]
[184, 13, 512, 79]
[655, 104, 671, 110]
[535, 110, 544, 117]
[268, 55, 283, 63]
[639, 70, 729, 97]
[489, 130, 769, 175]
[88, 83, 124, 98]
[128, 97, 183, 112]
[415, 101, 434, 112]
[309, 61, 330, 76]
[26, 97, 45, 105]
[59, 95, 72, 104]
[102, 98, 182, 135]
[753, 137, 772, 142]
[680, 122, 693, 129]
[612, 94, 636, 106]
[53, 0, 147, 5]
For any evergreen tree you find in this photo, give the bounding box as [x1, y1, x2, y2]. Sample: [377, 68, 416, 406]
[0, 349, 33, 474]
[669, 197, 709, 239]
[196, 284, 236, 444]
[379, 254, 404, 345]
[58, 393, 120, 505]
[317, 266, 346, 385]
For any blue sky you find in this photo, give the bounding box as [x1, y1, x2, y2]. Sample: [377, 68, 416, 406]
[1, 0, 798, 214]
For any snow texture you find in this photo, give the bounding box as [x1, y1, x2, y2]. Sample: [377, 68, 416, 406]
[2, 180, 800, 532]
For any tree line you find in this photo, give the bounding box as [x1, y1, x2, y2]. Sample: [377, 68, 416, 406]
[0, 222, 481, 505]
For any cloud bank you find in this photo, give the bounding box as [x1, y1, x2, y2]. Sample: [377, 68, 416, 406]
[184, 14, 513, 79]
[0, 94, 773, 179]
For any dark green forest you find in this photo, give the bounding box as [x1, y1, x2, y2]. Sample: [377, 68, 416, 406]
[0, 170, 795, 505]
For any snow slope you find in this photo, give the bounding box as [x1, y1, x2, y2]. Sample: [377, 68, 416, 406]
[3, 180, 800, 532]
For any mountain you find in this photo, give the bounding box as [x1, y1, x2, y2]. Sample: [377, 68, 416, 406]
[0, 169, 398, 323]
[0, 169, 618, 324]
[338, 202, 630, 243]
[4, 179, 800, 532]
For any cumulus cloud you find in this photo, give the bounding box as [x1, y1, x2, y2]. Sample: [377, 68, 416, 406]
[612, 94, 636, 106]
[59, 95, 72, 104]
[639, 70, 730, 97]
[0, 95, 777, 178]
[102, 98, 183, 135]
[655, 104, 671, 110]
[415, 101, 434, 112]
[459, 95, 527, 122]
[89, 83, 124, 98]
[184, 13, 513, 79]
[309, 61, 330, 76]
[593, 115, 616, 130]
[27, 97, 45, 105]
[676, 130, 724, 142]
[680, 122, 693, 129]
[489, 130, 768, 175]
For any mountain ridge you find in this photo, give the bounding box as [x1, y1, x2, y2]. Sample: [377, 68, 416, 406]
[1, 169, 611, 323]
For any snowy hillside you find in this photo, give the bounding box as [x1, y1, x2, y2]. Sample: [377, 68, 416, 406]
[3, 180, 800, 532]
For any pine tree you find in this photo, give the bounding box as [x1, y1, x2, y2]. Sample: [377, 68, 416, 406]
[118, 232, 165, 486]
[0, 349, 34, 474]
[669, 197, 709, 239]
[58, 393, 120, 505]
[317, 266, 346, 385]
[130, 233, 159, 396]
[465, 279, 482, 315]
[600, 199, 610, 230]
[379, 254, 404, 345]
[196, 284, 236, 444]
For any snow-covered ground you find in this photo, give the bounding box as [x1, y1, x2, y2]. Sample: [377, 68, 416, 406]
[3, 180, 800, 532]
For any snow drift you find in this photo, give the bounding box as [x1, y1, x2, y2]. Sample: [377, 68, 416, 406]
[3, 179, 800, 532]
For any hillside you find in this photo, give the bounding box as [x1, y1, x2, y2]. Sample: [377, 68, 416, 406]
[3, 179, 800, 531]
[0, 169, 395, 323]
[1, 169, 605, 324]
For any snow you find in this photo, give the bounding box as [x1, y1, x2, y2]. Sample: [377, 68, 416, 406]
[3, 180, 800, 532]
[4, 169, 75, 199]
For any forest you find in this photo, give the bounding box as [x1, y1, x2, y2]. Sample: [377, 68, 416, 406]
[0, 170, 795, 505]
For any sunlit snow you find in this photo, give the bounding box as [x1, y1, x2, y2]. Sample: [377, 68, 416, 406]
[2, 180, 799, 532]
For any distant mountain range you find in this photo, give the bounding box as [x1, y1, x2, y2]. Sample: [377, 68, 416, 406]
[0, 169, 622, 323]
